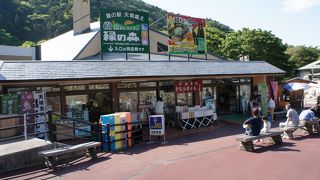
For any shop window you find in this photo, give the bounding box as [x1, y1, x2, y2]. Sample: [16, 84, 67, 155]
[88, 92, 112, 123]
[177, 93, 193, 106]
[64, 85, 86, 91]
[36, 86, 60, 92]
[7, 87, 34, 93]
[157, 42, 168, 52]
[232, 79, 240, 83]
[203, 87, 213, 99]
[203, 80, 212, 84]
[65, 95, 88, 120]
[119, 92, 138, 112]
[139, 90, 156, 121]
[159, 81, 174, 86]
[160, 90, 175, 114]
[89, 84, 110, 90]
[118, 83, 137, 88]
[240, 85, 251, 114]
[47, 96, 61, 114]
[139, 82, 156, 87]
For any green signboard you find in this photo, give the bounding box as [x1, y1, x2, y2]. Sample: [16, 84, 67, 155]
[1, 94, 19, 114]
[100, 10, 149, 53]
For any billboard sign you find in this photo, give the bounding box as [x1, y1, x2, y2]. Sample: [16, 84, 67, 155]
[100, 9, 149, 53]
[168, 14, 206, 54]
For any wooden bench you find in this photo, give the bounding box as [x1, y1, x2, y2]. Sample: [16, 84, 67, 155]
[39, 141, 101, 169]
[282, 125, 307, 139]
[236, 131, 283, 152]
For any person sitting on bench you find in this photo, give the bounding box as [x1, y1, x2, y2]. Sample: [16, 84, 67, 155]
[299, 106, 320, 134]
[279, 104, 299, 138]
[243, 107, 262, 136]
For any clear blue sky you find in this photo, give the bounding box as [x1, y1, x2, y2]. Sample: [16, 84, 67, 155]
[142, 0, 320, 47]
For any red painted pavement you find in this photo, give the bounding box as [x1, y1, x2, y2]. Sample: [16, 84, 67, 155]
[2, 123, 320, 180]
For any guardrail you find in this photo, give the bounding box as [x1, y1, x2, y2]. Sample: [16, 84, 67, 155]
[0, 112, 50, 142]
[49, 113, 99, 143]
[0, 111, 150, 151]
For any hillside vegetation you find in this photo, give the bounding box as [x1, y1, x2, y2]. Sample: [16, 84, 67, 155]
[0, 0, 319, 78]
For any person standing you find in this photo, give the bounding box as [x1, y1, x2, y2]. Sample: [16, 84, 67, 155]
[268, 98, 276, 121]
[155, 97, 164, 115]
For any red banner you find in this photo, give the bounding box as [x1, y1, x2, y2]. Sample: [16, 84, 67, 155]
[20, 92, 35, 134]
[271, 81, 278, 104]
[174, 80, 202, 93]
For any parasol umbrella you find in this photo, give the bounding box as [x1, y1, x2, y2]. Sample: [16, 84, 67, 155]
[284, 77, 317, 84]
[282, 83, 310, 92]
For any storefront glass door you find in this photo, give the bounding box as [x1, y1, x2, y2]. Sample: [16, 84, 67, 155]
[216, 85, 237, 114]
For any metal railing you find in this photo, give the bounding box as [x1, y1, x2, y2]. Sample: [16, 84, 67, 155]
[0, 111, 150, 152]
[49, 113, 99, 143]
[0, 112, 50, 142]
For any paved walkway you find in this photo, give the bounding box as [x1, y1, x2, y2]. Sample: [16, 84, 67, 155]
[2, 123, 320, 180]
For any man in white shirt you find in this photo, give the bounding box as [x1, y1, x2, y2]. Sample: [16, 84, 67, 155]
[279, 104, 299, 138]
[155, 97, 164, 115]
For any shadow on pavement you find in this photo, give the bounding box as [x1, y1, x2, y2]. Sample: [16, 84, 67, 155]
[116, 123, 244, 155]
[254, 141, 300, 153]
[290, 133, 320, 141]
[1, 154, 111, 180]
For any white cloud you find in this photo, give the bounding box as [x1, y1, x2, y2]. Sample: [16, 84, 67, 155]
[283, 0, 320, 13]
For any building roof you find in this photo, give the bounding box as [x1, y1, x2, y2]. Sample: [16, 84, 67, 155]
[84, 52, 226, 61]
[0, 60, 285, 82]
[41, 22, 100, 61]
[299, 60, 320, 70]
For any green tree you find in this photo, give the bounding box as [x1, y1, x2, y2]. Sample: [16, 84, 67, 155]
[0, 28, 19, 45]
[206, 18, 233, 33]
[206, 27, 226, 55]
[220, 28, 290, 73]
[21, 41, 36, 47]
[286, 46, 320, 68]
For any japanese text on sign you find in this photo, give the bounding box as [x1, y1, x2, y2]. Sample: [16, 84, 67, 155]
[100, 10, 149, 53]
[174, 80, 203, 93]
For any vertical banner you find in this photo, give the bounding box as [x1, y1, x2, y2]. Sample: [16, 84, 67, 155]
[20, 92, 35, 135]
[100, 10, 150, 53]
[34, 91, 47, 139]
[271, 81, 278, 104]
[258, 83, 269, 116]
[168, 14, 206, 54]
[1, 94, 19, 114]
[149, 115, 165, 136]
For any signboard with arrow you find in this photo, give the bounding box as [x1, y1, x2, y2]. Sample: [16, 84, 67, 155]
[100, 9, 150, 53]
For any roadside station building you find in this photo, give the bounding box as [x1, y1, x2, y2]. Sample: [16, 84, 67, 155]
[0, 0, 285, 133]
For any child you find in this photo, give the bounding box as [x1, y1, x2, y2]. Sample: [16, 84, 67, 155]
[261, 115, 271, 134]
[259, 115, 271, 143]
[243, 123, 252, 136]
